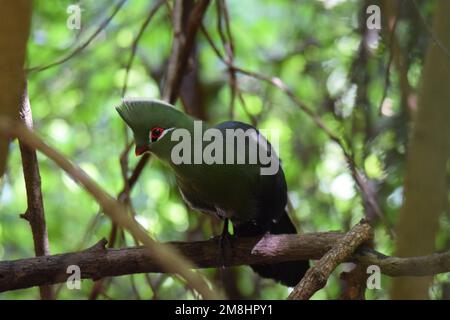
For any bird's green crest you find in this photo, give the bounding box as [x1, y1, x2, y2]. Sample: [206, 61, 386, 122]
[116, 98, 194, 156]
[116, 99, 180, 130]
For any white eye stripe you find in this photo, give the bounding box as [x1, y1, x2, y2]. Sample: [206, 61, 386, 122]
[155, 127, 175, 142]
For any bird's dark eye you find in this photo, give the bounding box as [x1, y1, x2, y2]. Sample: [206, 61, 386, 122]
[150, 126, 165, 142]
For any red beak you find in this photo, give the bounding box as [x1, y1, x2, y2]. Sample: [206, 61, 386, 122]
[135, 145, 149, 156]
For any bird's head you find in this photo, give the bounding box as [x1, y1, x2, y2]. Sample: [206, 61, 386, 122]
[116, 99, 193, 159]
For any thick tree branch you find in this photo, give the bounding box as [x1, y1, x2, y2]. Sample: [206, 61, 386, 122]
[288, 220, 373, 300]
[339, 263, 368, 300]
[18, 84, 54, 300]
[0, 232, 449, 293]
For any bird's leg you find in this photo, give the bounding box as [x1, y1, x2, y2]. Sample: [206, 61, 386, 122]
[221, 218, 230, 238]
[218, 218, 232, 268]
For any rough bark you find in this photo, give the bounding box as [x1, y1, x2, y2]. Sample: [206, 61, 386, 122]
[18, 85, 53, 299]
[288, 220, 373, 300]
[1, 232, 449, 293]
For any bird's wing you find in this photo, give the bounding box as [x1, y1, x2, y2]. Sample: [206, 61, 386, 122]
[214, 121, 288, 224]
[178, 182, 217, 216]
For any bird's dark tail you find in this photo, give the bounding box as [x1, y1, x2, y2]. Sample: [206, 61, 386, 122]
[233, 211, 310, 287]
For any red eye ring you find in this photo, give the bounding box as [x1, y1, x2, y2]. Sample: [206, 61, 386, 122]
[150, 126, 165, 142]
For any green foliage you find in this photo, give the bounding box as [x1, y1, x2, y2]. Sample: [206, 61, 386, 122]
[0, 0, 448, 299]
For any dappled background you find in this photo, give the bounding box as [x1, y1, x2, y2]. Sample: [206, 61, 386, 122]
[0, 0, 449, 299]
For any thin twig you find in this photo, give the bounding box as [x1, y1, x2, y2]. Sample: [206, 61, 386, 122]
[377, 1, 401, 116]
[27, 0, 127, 73]
[163, 0, 211, 103]
[121, 0, 165, 97]
[216, 0, 236, 119]
[163, 0, 184, 102]
[18, 84, 54, 300]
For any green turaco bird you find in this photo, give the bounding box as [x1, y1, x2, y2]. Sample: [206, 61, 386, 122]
[116, 99, 309, 286]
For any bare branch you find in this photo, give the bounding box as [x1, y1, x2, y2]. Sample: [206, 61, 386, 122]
[162, 0, 211, 103]
[18, 84, 54, 300]
[0, 231, 449, 293]
[288, 220, 373, 300]
[339, 264, 368, 300]
[121, 0, 165, 97]
[357, 248, 450, 277]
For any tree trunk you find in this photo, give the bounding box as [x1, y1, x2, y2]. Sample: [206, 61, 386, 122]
[0, 1, 32, 178]
[391, 0, 450, 299]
